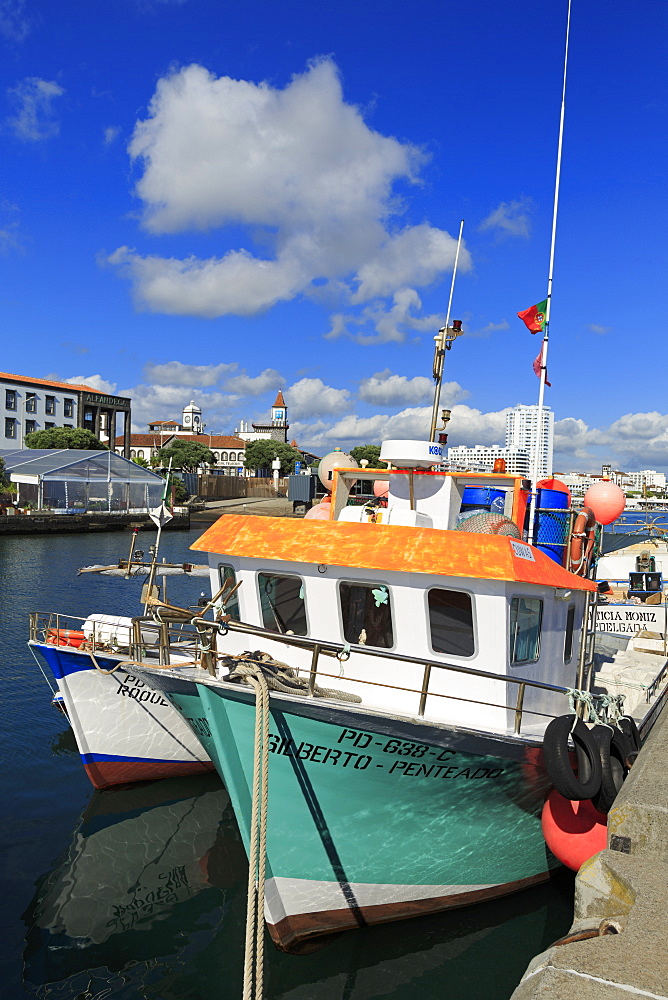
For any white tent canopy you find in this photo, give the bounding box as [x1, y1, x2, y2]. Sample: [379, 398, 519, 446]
[0, 449, 166, 512]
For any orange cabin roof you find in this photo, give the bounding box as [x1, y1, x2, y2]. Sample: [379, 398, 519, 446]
[191, 515, 596, 591]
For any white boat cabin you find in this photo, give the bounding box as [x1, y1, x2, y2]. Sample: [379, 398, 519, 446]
[192, 460, 596, 739]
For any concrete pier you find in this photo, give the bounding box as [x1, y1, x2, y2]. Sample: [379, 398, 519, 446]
[511, 704, 668, 999]
[0, 510, 190, 535]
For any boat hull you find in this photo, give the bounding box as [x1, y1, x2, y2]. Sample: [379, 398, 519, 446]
[143, 671, 557, 951]
[31, 642, 213, 789]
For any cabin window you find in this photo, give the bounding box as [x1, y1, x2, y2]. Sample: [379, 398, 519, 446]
[428, 589, 475, 657]
[510, 597, 543, 664]
[564, 605, 576, 663]
[339, 582, 393, 648]
[217, 564, 240, 620]
[258, 572, 307, 635]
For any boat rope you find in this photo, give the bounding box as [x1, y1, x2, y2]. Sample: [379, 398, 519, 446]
[223, 651, 362, 703]
[242, 662, 270, 1000]
[565, 688, 625, 725]
[28, 645, 57, 696]
[87, 649, 125, 675]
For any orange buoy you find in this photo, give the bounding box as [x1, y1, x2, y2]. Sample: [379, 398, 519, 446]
[46, 628, 86, 648]
[541, 788, 607, 871]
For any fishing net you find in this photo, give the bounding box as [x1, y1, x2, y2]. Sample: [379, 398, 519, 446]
[455, 511, 521, 538]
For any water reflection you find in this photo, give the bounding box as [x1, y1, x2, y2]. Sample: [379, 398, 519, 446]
[23, 770, 574, 1000]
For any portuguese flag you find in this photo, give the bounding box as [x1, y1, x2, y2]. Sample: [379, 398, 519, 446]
[517, 299, 548, 333]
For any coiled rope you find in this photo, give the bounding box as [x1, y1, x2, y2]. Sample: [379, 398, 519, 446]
[242, 662, 270, 1000]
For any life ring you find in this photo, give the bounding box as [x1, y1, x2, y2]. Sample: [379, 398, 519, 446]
[590, 725, 633, 814]
[569, 506, 596, 576]
[46, 628, 86, 648]
[543, 714, 602, 800]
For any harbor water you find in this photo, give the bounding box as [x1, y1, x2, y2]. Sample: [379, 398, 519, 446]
[1, 527, 576, 999]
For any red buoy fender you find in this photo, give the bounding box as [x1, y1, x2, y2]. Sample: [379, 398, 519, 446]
[541, 789, 607, 871]
[570, 506, 596, 576]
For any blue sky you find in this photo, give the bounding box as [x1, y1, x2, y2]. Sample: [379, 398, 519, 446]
[1, 0, 666, 471]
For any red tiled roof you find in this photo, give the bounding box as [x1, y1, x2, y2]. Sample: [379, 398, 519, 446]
[171, 435, 246, 448]
[273, 390, 286, 407]
[0, 371, 107, 394]
[114, 434, 164, 447]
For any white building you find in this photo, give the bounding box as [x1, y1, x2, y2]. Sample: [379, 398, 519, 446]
[622, 470, 667, 492]
[505, 404, 554, 480]
[115, 399, 246, 474]
[235, 391, 289, 444]
[1, 370, 132, 455]
[447, 444, 531, 476]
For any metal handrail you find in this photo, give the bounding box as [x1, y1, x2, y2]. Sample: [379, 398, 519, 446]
[29, 608, 579, 735]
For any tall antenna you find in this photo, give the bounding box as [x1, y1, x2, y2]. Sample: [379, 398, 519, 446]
[528, 0, 572, 542]
[429, 219, 465, 442]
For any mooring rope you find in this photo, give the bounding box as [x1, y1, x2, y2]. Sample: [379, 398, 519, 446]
[242, 663, 270, 1000]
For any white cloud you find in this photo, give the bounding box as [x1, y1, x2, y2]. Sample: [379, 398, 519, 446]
[358, 369, 467, 407]
[63, 374, 118, 394]
[108, 59, 465, 333]
[327, 288, 445, 345]
[287, 378, 352, 417]
[7, 77, 64, 141]
[119, 382, 238, 433]
[465, 320, 510, 339]
[108, 245, 308, 318]
[104, 125, 120, 145]
[290, 402, 509, 454]
[0, 200, 22, 254]
[0, 1, 32, 42]
[587, 323, 610, 335]
[143, 360, 236, 386]
[351, 225, 471, 303]
[479, 199, 532, 238]
[224, 368, 284, 396]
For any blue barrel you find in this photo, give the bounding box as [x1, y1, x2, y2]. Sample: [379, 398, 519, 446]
[460, 487, 506, 514]
[535, 487, 570, 564]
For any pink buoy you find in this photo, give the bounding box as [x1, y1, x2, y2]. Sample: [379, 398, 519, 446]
[583, 481, 626, 525]
[541, 789, 607, 871]
[373, 479, 390, 499]
[304, 495, 332, 520]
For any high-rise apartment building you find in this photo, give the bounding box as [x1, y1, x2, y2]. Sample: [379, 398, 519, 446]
[505, 404, 554, 479]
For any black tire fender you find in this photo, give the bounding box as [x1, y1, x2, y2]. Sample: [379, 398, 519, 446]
[543, 714, 602, 801]
[618, 716, 641, 754]
[591, 725, 632, 814]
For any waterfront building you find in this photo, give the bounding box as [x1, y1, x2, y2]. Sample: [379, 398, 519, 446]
[1, 371, 132, 456]
[505, 404, 554, 479]
[235, 391, 289, 444]
[446, 444, 531, 475]
[115, 400, 246, 474]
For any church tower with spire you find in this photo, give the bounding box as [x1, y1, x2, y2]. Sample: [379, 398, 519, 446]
[268, 390, 288, 442]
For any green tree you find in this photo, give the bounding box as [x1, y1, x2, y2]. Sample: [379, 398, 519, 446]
[350, 444, 387, 468]
[244, 439, 303, 475]
[170, 476, 190, 504]
[25, 427, 107, 449]
[132, 455, 150, 469]
[155, 439, 216, 473]
[0, 456, 8, 489]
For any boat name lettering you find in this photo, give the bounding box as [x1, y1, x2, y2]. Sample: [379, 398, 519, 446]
[107, 866, 189, 931]
[338, 728, 453, 760]
[116, 673, 168, 706]
[388, 761, 504, 779]
[596, 609, 658, 622]
[185, 715, 211, 739]
[268, 734, 371, 768]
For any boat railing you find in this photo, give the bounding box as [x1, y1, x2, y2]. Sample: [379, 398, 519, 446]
[30, 610, 594, 736]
